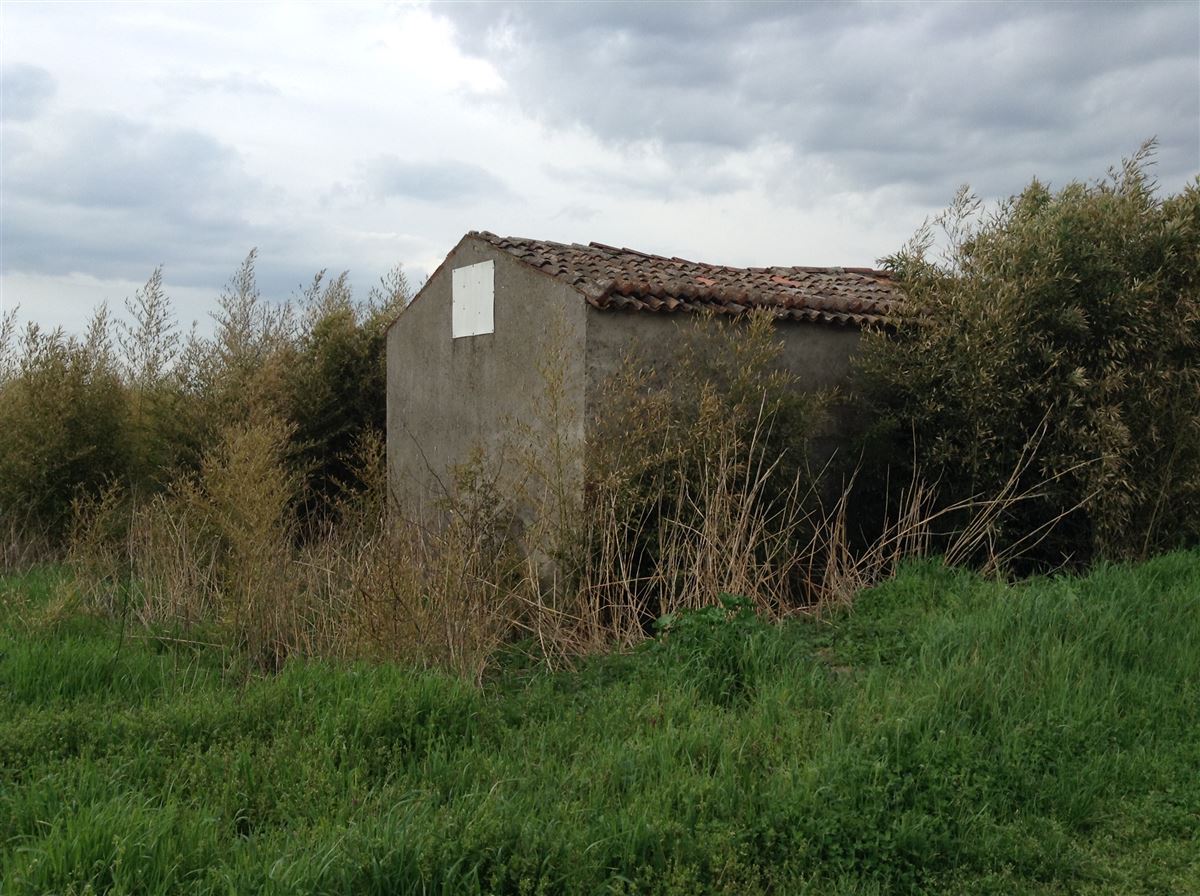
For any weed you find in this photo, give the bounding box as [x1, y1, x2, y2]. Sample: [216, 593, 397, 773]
[653, 593, 769, 706]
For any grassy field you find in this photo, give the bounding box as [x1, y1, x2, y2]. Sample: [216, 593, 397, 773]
[1, 554, 1198, 895]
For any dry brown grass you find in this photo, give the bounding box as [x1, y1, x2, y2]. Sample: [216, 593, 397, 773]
[71, 413, 303, 670]
[0, 511, 56, 576]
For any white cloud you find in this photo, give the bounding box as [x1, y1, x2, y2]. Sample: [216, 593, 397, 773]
[1, 0, 1195, 335]
[1, 271, 221, 338]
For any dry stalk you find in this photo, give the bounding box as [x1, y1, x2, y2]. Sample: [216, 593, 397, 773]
[800, 423, 1105, 610]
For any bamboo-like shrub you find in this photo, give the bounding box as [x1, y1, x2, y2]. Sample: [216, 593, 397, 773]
[855, 142, 1200, 565]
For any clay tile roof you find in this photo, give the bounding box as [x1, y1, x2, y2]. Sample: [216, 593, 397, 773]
[471, 231, 900, 326]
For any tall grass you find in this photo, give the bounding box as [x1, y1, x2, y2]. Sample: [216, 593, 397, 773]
[3, 552, 1197, 894]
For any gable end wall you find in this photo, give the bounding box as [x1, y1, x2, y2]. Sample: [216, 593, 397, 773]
[386, 239, 588, 516]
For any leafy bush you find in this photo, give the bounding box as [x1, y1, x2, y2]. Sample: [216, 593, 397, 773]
[284, 266, 409, 522]
[855, 143, 1200, 566]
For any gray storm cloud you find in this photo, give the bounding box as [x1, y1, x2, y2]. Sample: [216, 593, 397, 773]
[2, 1, 1196, 334]
[1, 64, 57, 121]
[360, 157, 512, 203]
[4, 112, 265, 284]
[439, 1, 1199, 200]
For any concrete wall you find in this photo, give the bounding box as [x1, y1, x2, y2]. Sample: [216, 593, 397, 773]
[583, 308, 860, 392]
[386, 237, 588, 518]
[583, 309, 862, 468]
[388, 241, 865, 521]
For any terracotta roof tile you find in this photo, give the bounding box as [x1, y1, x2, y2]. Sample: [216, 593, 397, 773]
[472, 231, 899, 326]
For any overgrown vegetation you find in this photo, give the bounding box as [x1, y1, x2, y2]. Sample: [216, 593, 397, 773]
[0, 252, 410, 559]
[2, 145, 1198, 893]
[855, 142, 1200, 567]
[1, 145, 1196, 678]
[3, 553, 1197, 894]
[566, 311, 829, 634]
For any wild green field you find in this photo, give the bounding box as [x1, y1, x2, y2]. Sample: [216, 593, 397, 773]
[2, 555, 1198, 895]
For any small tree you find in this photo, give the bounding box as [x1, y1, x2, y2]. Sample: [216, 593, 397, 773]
[855, 143, 1200, 566]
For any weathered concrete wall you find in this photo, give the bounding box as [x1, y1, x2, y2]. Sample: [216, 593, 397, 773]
[584, 309, 860, 391]
[583, 309, 863, 470]
[389, 241, 866, 523]
[386, 237, 588, 518]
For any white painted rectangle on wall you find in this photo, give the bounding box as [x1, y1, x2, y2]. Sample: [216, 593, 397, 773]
[451, 260, 495, 338]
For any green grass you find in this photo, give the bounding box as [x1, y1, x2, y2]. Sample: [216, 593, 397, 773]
[2, 554, 1198, 894]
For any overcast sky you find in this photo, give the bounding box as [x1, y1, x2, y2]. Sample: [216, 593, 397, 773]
[2, 0, 1197, 335]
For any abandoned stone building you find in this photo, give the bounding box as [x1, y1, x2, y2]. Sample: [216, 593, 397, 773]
[386, 230, 902, 514]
